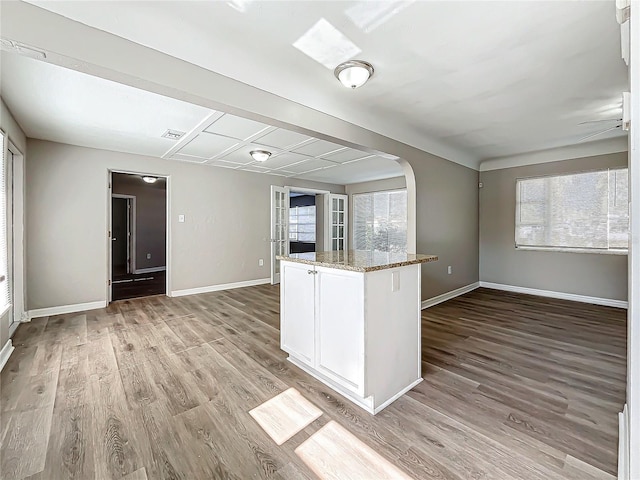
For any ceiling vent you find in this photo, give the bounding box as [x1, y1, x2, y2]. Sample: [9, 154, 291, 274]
[161, 129, 186, 140]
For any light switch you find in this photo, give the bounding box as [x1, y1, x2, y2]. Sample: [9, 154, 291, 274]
[391, 271, 400, 292]
[178, 214, 185, 223]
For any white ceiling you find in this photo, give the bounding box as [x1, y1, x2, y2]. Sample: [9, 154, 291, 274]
[0, 51, 403, 184]
[21, 0, 629, 167]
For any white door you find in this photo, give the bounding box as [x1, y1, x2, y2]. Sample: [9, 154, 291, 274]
[271, 185, 290, 284]
[328, 194, 348, 251]
[280, 261, 316, 364]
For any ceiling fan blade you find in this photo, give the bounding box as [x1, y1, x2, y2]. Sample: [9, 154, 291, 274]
[578, 118, 622, 125]
[578, 125, 622, 142]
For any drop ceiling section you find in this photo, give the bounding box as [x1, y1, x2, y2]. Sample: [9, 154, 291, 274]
[164, 112, 380, 177]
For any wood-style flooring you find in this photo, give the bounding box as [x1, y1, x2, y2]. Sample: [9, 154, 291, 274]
[112, 271, 166, 301]
[0, 286, 625, 479]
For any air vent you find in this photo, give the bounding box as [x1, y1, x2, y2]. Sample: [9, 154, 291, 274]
[162, 129, 186, 140]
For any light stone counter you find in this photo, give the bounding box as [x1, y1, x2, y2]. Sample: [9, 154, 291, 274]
[277, 250, 438, 273]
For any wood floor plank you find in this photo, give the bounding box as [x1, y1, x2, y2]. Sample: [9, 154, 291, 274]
[1, 286, 624, 479]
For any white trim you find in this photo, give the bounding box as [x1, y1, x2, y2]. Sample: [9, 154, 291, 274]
[9, 320, 19, 338]
[372, 378, 423, 414]
[479, 281, 628, 309]
[619, 404, 629, 480]
[285, 186, 331, 195]
[27, 300, 107, 320]
[0, 340, 14, 371]
[134, 266, 166, 274]
[171, 278, 270, 297]
[421, 282, 480, 309]
[480, 137, 628, 172]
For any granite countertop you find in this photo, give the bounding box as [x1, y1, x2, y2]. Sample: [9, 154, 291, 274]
[277, 251, 438, 272]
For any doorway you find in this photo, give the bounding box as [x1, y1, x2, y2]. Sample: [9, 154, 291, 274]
[109, 171, 168, 301]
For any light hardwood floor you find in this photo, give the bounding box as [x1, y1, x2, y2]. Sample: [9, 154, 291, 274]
[0, 286, 625, 479]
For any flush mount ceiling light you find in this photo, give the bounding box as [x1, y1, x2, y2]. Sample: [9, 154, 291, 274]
[250, 149, 272, 162]
[142, 176, 158, 184]
[334, 60, 374, 89]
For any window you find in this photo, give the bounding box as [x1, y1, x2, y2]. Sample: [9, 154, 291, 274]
[515, 168, 628, 253]
[0, 131, 8, 308]
[289, 205, 316, 242]
[353, 189, 407, 254]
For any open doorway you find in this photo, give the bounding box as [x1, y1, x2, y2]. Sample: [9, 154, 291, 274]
[109, 172, 167, 301]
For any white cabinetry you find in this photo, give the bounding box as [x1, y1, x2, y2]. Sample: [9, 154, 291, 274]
[280, 259, 422, 414]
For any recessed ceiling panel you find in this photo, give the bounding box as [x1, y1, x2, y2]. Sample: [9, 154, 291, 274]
[205, 113, 271, 140]
[297, 156, 404, 184]
[177, 132, 239, 159]
[292, 140, 346, 157]
[260, 152, 311, 170]
[255, 129, 313, 149]
[280, 158, 337, 174]
[322, 149, 372, 163]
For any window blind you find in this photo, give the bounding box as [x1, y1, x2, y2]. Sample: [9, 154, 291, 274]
[0, 131, 8, 308]
[515, 168, 629, 252]
[289, 205, 316, 242]
[353, 189, 407, 254]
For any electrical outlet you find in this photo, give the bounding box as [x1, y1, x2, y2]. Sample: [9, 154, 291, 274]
[178, 214, 185, 223]
[147, 253, 151, 260]
[259, 259, 264, 267]
[447, 265, 452, 275]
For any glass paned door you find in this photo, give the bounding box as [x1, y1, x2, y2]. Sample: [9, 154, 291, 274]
[328, 194, 348, 251]
[271, 185, 289, 284]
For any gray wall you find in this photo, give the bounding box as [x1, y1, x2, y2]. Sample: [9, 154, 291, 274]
[26, 139, 345, 310]
[1, 99, 27, 348]
[112, 173, 167, 270]
[479, 152, 628, 301]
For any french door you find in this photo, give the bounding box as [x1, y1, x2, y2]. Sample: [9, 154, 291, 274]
[271, 186, 289, 284]
[328, 194, 348, 252]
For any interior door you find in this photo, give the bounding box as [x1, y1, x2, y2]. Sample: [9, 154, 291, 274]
[328, 194, 348, 251]
[271, 185, 289, 284]
[111, 197, 129, 276]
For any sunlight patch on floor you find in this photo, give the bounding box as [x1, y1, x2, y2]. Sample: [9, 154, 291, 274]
[249, 388, 323, 445]
[295, 421, 414, 480]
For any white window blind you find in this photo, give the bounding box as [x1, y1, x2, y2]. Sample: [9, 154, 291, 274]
[289, 205, 316, 242]
[0, 131, 8, 308]
[353, 189, 407, 253]
[515, 168, 629, 252]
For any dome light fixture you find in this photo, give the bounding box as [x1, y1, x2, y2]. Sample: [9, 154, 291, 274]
[142, 176, 158, 184]
[250, 149, 272, 162]
[334, 60, 374, 89]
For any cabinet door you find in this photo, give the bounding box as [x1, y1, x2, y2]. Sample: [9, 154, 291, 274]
[281, 262, 315, 364]
[315, 267, 364, 393]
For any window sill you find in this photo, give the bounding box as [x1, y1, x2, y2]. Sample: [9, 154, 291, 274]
[515, 246, 628, 256]
[0, 303, 12, 318]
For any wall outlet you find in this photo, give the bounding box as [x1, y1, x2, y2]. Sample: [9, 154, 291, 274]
[259, 259, 264, 267]
[447, 265, 452, 275]
[147, 253, 151, 260]
[178, 214, 185, 223]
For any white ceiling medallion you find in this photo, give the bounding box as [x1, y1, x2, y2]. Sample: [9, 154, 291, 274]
[250, 149, 272, 162]
[334, 60, 374, 89]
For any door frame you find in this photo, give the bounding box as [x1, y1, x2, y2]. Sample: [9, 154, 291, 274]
[111, 194, 136, 275]
[107, 169, 170, 303]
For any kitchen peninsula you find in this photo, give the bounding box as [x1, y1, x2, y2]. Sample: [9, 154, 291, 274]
[277, 251, 438, 414]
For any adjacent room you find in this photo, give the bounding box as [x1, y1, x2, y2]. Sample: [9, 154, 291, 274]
[0, 1, 638, 480]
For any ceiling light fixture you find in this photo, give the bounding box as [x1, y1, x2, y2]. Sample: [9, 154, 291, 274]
[334, 60, 374, 89]
[142, 176, 158, 184]
[250, 149, 272, 162]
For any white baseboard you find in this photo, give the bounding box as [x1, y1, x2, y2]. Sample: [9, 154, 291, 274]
[0, 340, 14, 372]
[171, 278, 271, 297]
[479, 281, 628, 309]
[133, 266, 166, 274]
[619, 404, 629, 480]
[9, 321, 19, 338]
[27, 300, 107, 320]
[421, 282, 480, 309]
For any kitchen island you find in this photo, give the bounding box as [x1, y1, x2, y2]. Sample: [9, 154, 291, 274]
[277, 251, 438, 414]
